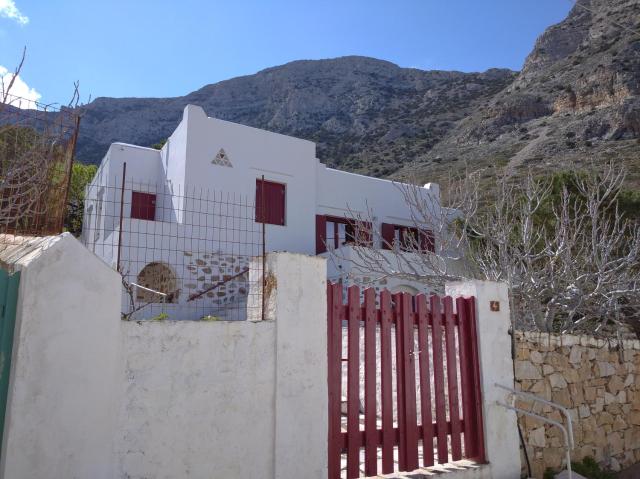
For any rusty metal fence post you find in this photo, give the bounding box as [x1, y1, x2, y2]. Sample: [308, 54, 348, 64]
[261, 174, 266, 321]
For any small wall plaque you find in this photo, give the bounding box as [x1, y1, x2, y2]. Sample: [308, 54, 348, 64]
[212, 148, 233, 167]
[490, 301, 500, 312]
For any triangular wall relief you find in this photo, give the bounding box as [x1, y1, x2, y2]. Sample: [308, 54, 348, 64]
[212, 148, 232, 167]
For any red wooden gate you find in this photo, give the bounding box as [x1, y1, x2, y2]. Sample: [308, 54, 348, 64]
[327, 284, 486, 478]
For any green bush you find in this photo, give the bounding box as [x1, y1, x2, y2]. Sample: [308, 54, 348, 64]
[571, 456, 616, 479]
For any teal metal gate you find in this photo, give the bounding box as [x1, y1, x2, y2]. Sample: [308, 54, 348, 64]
[0, 269, 20, 452]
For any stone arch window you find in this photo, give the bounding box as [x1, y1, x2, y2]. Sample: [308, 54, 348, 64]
[136, 262, 179, 303]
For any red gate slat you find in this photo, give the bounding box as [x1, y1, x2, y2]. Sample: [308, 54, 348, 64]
[393, 292, 407, 472]
[416, 295, 434, 467]
[327, 283, 343, 479]
[327, 284, 486, 478]
[400, 294, 419, 471]
[346, 286, 361, 478]
[443, 296, 462, 460]
[456, 296, 476, 459]
[379, 290, 394, 474]
[363, 288, 377, 476]
[466, 296, 486, 463]
[430, 295, 448, 464]
[339, 420, 465, 450]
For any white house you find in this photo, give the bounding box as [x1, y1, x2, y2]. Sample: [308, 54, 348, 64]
[82, 104, 442, 319]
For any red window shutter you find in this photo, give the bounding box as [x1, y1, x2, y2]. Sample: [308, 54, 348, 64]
[316, 215, 327, 254]
[420, 229, 435, 253]
[381, 223, 395, 250]
[131, 192, 156, 221]
[256, 179, 285, 226]
[269, 182, 285, 225]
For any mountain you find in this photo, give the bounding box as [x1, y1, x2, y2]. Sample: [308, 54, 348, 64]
[75, 58, 515, 177]
[74, 0, 639, 184]
[394, 0, 640, 185]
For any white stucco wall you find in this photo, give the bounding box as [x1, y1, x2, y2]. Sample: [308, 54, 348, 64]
[115, 252, 327, 479]
[445, 280, 521, 479]
[180, 105, 319, 255]
[316, 164, 440, 249]
[0, 233, 122, 479]
[116, 320, 277, 478]
[267, 253, 328, 479]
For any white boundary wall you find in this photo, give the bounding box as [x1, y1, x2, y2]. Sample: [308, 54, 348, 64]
[0, 233, 122, 479]
[1, 233, 518, 479]
[116, 319, 277, 477]
[0, 235, 328, 479]
[116, 252, 327, 478]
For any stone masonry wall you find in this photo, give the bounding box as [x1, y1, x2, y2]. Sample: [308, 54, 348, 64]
[514, 331, 640, 478]
[182, 251, 250, 308]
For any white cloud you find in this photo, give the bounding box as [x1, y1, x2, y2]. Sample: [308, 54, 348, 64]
[0, 65, 41, 109]
[0, 0, 28, 25]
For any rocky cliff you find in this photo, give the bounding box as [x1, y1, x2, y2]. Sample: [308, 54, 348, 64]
[395, 0, 640, 185]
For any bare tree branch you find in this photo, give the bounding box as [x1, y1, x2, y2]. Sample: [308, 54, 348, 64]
[328, 161, 640, 337]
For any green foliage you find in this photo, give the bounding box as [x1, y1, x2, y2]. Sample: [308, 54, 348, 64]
[571, 456, 616, 479]
[200, 315, 220, 321]
[542, 457, 616, 479]
[0, 125, 40, 168]
[64, 162, 97, 236]
[150, 313, 169, 321]
[536, 169, 640, 228]
[151, 139, 167, 150]
[618, 188, 640, 222]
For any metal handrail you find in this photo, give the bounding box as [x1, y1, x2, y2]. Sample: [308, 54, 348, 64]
[495, 382, 573, 479]
[495, 383, 574, 448]
[186, 267, 249, 302]
[131, 282, 168, 298]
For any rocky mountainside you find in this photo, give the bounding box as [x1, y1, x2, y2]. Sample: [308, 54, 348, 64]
[395, 0, 640, 185]
[74, 0, 639, 184]
[75, 58, 514, 177]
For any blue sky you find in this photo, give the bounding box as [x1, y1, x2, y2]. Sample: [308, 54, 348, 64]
[0, 0, 573, 106]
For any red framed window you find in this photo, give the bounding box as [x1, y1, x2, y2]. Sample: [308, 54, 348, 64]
[315, 215, 372, 254]
[256, 179, 286, 226]
[381, 223, 434, 252]
[131, 192, 156, 221]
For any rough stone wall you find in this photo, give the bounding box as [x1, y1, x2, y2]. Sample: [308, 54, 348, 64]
[514, 331, 640, 478]
[182, 251, 250, 307]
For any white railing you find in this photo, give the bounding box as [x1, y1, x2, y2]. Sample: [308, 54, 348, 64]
[495, 382, 574, 479]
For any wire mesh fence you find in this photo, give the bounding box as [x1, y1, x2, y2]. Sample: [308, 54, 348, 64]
[83, 166, 265, 321]
[0, 94, 80, 237]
